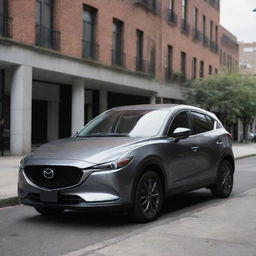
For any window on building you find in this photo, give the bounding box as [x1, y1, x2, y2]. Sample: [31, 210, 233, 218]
[169, 0, 174, 10]
[0, 0, 8, 36]
[210, 20, 213, 42]
[35, 0, 59, 50]
[219, 49, 222, 65]
[136, 29, 144, 71]
[192, 57, 197, 80]
[200, 61, 204, 78]
[82, 5, 97, 59]
[181, 51, 187, 79]
[193, 7, 198, 30]
[181, 0, 188, 32]
[202, 15, 206, 36]
[215, 68, 218, 74]
[209, 65, 212, 75]
[166, 45, 173, 81]
[112, 19, 123, 66]
[149, 45, 156, 75]
[215, 25, 218, 43]
[182, 0, 187, 20]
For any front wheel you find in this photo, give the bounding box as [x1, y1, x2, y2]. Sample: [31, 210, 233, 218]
[211, 160, 234, 198]
[34, 206, 65, 216]
[132, 171, 163, 223]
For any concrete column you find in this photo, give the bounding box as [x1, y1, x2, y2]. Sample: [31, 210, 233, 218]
[150, 95, 156, 104]
[72, 78, 84, 135]
[47, 101, 59, 141]
[99, 90, 108, 113]
[10, 65, 32, 155]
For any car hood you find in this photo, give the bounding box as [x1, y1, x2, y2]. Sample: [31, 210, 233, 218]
[25, 137, 148, 167]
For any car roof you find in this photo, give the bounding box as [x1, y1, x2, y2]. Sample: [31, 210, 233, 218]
[109, 104, 219, 121]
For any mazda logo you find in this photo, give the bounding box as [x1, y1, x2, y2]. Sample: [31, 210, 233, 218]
[43, 168, 55, 179]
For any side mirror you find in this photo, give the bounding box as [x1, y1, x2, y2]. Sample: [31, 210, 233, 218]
[172, 127, 191, 141]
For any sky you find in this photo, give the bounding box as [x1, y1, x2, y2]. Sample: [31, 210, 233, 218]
[220, 0, 256, 42]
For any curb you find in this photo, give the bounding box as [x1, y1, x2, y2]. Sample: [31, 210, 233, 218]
[235, 154, 256, 160]
[0, 196, 19, 208]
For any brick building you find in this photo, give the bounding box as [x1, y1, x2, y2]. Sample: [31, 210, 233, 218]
[0, 0, 225, 155]
[219, 25, 239, 70]
[239, 42, 256, 74]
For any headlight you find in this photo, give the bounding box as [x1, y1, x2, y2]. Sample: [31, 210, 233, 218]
[90, 157, 133, 171]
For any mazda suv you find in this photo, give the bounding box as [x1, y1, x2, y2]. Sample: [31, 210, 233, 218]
[18, 104, 234, 222]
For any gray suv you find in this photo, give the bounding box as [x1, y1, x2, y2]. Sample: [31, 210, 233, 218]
[18, 104, 234, 222]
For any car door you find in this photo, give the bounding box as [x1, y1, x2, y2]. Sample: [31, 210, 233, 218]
[188, 111, 218, 184]
[165, 110, 201, 189]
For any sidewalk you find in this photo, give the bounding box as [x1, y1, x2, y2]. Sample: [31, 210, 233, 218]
[62, 188, 256, 256]
[0, 143, 255, 207]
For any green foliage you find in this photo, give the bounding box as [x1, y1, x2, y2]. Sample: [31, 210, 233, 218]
[185, 71, 256, 139]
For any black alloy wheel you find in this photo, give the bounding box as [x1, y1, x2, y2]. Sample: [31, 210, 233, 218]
[132, 171, 163, 222]
[211, 160, 234, 198]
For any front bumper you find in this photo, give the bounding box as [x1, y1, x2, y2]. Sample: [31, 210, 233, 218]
[18, 164, 135, 211]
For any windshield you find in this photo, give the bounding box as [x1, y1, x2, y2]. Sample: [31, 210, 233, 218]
[77, 110, 169, 137]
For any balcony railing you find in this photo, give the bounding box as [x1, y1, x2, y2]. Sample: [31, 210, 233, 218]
[35, 25, 60, 50]
[202, 34, 209, 47]
[134, 0, 158, 13]
[0, 13, 12, 37]
[82, 40, 99, 60]
[135, 57, 155, 76]
[167, 10, 177, 25]
[165, 68, 173, 82]
[210, 41, 219, 54]
[180, 19, 190, 35]
[111, 49, 125, 67]
[192, 29, 202, 42]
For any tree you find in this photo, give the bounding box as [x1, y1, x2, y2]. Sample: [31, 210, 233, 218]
[185, 71, 256, 142]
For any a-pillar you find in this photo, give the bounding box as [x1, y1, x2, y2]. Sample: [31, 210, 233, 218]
[99, 90, 108, 113]
[10, 65, 32, 155]
[72, 78, 85, 135]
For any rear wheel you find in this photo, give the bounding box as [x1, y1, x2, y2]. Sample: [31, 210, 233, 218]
[34, 206, 65, 216]
[132, 171, 163, 223]
[211, 160, 234, 198]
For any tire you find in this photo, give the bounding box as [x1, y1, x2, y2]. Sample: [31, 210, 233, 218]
[132, 171, 163, 223]
[34, 206, 65, 216]
[211, 160, 234, 198]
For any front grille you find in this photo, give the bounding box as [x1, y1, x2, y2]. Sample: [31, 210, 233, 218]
[24, 165, 83, 189]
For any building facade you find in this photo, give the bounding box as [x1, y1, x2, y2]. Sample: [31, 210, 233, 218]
[0, 0, 222, 155]
[239, 42, 256, 74]
[219, 25, 239, 70]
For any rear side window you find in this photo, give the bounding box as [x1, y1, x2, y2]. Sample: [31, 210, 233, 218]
[206, 115, 214, 130]
[168, 111, 190, 136]
[191, 111, 211, 135]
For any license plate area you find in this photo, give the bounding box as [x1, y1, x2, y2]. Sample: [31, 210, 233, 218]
[40, 190, 58, 203]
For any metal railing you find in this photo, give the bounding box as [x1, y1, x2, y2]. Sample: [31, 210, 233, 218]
[82, 40, 99, 60]
[0, 13, 12, 37]
[180, 19, 190, 35]
[165, 68, 173, 82]
[192, 29, 202, 42]
[111, 49, 125, 67]
[35, 25, 60, 50]
[210, 41, 219, 53]
[202, 34, 209, 47]
[167, 10, 177, 25]
[135, 57, 147, 73]
[134, 0, 158, 13]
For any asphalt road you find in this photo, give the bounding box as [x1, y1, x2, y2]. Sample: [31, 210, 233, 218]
[0, 156, 256, 256]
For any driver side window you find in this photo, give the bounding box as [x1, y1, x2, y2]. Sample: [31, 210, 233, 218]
[168, 111, 190, 137]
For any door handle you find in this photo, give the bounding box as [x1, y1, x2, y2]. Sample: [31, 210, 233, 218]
[191, 146, 199, 152]
[216, 140, 223, 145]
